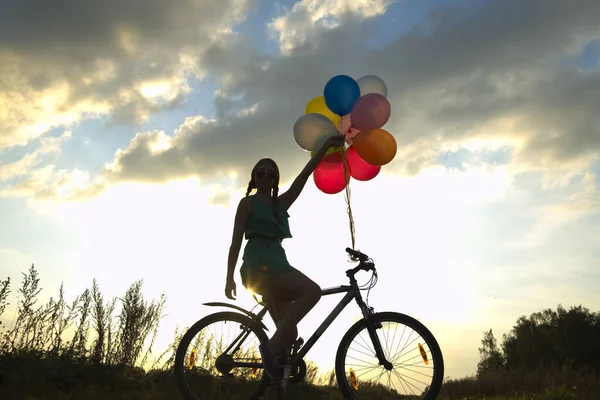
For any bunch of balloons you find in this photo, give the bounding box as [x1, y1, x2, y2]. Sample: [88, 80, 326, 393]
[293, 74, 397, 194]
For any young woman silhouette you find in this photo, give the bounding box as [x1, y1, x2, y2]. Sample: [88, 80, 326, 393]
[225, 134, 346, 389]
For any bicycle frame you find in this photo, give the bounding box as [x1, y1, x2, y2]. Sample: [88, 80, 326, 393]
[205, 274, 392, 372]
[287, 283, 377, 369]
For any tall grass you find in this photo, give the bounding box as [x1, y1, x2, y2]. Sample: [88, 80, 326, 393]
[0, 265, 340, 399]
[0, 265, 168, 369]
[0, 265, 598, 400]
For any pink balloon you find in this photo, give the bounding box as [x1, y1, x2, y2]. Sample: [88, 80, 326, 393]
[346, 147, 381, 181]
[339, 114, 361, 145]
[313, 152, 350, 194]
[350, 93, 391, 132]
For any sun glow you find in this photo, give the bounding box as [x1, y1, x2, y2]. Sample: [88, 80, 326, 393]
[140, 81, 172, 100]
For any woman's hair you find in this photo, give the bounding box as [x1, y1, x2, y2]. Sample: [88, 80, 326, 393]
[245, 158, 281, 222]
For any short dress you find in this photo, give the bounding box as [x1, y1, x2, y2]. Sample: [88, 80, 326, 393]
[239, 195, 295, 295]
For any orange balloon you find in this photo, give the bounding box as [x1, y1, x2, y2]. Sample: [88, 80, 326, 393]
[352, 128, 397, 166]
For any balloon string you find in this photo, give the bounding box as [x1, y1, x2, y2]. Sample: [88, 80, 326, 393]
[342, 135, 356, 250]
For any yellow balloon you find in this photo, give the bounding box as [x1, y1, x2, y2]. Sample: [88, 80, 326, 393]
[305, 96, 341, 127]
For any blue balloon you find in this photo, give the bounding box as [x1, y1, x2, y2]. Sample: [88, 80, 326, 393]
[323, 75, 360, 116]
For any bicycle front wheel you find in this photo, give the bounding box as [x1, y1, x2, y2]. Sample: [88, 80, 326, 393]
[174, 311, 270, 400]
[335, 312, 444, 400]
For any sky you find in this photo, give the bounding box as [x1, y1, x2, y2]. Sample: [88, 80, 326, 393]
[1, 0, 600, 380]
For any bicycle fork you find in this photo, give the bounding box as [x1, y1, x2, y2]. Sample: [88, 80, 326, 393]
[363, 307, 394, 371]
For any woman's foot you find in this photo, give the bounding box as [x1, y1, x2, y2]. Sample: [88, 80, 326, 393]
[258, 342, 283, 380]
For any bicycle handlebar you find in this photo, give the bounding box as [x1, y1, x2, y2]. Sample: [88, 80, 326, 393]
[345, 247, 369, 262]
[345, 248, 376, 279]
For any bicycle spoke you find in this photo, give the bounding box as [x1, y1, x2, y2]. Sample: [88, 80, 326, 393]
[356, 331, 376, 355]
[347, 346, 376, 360]
[391, 367, 423, 395]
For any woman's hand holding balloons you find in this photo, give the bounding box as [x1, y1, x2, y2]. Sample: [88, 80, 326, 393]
[320, 134, 346, 151]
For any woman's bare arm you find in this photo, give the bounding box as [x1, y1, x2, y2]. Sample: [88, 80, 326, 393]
[279, 135, 345, 209]
[227, 197, 252, 281]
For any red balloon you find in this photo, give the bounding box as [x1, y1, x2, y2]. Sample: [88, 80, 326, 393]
[313, 152, 350, 194]
[346, 146, 381, 181]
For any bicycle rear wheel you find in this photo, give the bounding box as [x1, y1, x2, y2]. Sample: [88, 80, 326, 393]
[335, 312, 444, 400]
[174, 311, 270, 400]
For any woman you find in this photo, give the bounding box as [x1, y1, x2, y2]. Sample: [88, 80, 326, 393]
[224, 134, 346, 388]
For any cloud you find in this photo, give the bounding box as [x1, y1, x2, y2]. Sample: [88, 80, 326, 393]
[208, 186, 232, 206]
[104, 2, 600, 181]
[0, 131, 72, 181]
[0, 166, 106, 201]
[516, 171, 600, 247]
[0, 0, 251, 148]
[0, 131, 106, 201]
[268, 0, 393, 54]
[4, 0, 600, 202]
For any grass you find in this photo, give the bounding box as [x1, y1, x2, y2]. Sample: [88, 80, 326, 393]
[0, 265, 598, 399]
[439, 366, 598, 399]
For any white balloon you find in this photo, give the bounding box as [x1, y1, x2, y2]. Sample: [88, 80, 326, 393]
[357, 75, 387, 97]
[293, 113, 338, 151]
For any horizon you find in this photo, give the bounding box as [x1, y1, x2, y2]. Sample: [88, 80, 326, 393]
[1, 0, 600, 381]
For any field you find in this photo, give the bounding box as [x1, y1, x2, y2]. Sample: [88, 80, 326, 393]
[0, 354, 595, 400]
[1, 266, 598, 400]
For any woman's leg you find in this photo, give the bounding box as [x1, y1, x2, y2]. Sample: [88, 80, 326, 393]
[264, 269, 321, 356]
[263, 300, 298, 400]
[267, 300, 299, 356]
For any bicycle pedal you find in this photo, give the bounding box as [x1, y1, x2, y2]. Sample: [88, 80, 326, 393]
[283, 365, 291, 377]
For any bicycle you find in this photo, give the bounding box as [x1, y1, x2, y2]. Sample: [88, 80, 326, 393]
[174, 248, 444, 399]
